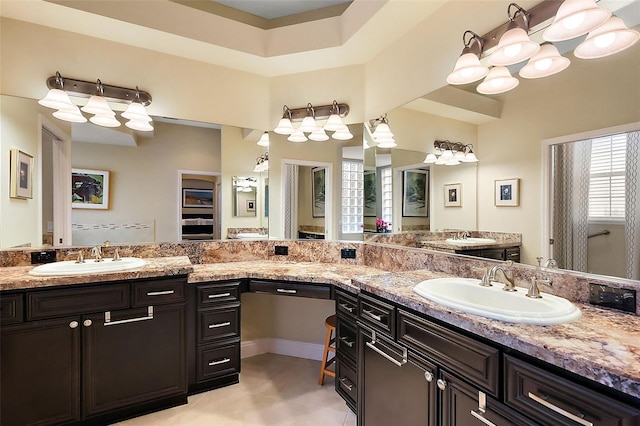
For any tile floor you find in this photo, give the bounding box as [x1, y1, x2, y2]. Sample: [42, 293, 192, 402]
[114, 353, 356, 426]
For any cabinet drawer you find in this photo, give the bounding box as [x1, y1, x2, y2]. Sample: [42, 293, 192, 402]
[336, 358, 357, 407]
[1, 293, 24, 325]
[336, 289, 357, 320]
[198, 306, 240, 343]
[27, 283, 130, 320]
[197, 282, 240, 306]
[249, 280, 331, 300]
[505, 355, 640, 426]
[398, 309, 499, 397]
[132, 278, 185, 307]
[197, 341, 240, 383]
[336, 317, 358, 362]
[358, 293, 396, 338]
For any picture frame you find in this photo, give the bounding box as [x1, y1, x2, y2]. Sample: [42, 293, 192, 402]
[363, 170, 376, 217]
[495, 178, 519, 207]
[402, 169, 429, 217]
[182, 188, 214, 208]
[246, 200, 255, 212]
[72, 168, 110, 209]
[312, 167, 326, 218]
[9, 149, 33, 199]
[444, 183, 461, 207]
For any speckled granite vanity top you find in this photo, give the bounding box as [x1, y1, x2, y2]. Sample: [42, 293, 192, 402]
[420, 240, 520, 250]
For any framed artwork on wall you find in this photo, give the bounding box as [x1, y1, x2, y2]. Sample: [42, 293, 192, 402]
[312, 167, 326, 218]
[444, 183, 461, 207]
[402, 169, 429, 217]
[246, 200, 255, 212]
[183, 188, 214, 208]
[495, 178, 519, 207]
[72, 168, 110, 209]
[9, 149, 33, 199]
[364, 170, 376, 217]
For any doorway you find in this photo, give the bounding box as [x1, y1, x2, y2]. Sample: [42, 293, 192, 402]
[178, 170, 222, 240]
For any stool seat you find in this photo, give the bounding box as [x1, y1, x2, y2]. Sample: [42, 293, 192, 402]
[319, 314, 337, 385]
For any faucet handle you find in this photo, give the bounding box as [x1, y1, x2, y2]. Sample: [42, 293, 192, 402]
[76, 250, 85, 264]
[472, 266, 492, 286]
[526, 278, 549, 299]
[112, 248, 121, 261]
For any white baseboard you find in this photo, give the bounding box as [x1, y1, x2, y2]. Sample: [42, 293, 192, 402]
[241, 338, 325, 361]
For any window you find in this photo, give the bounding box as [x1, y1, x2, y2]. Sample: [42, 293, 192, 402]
[589, 133, 626, 221]
[380, 167, 393, 227]
[341, 160, 363, 234]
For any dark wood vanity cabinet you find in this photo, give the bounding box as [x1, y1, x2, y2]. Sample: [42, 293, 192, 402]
[455, 245, 521, 262]
[0, 276, 188, 426]
[335, 289, 359, 412]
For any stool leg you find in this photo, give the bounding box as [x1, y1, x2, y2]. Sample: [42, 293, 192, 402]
[319, 326, 332, 385]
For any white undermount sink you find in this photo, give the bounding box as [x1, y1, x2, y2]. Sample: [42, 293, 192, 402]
[29, 257, 147, 276]
[413, 278, 581, 325]
[445, 237, 497, 245]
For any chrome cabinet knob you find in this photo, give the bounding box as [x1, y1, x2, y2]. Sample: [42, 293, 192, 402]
[437, 378, 447, 390]
[83, 319, 92, 327]
[69, 321, 79, 329]
[424, 371, 434, 382]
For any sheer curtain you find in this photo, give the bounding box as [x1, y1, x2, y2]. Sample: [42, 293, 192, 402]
[283, 164, 299, 239]
[626, 131, 640, 279]
[552, 140, 591, 271]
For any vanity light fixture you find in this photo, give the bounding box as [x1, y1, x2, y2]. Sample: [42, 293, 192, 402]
[542, 0, 611, 42]
[39, 72, 153, 131]
[253, 152, 269, 173]
[446, 31, 488, 85]
[273, 101, 350, 142]
[257, 132, 270, 147]
[488, 3, 539, 66]
[519, 43, 571, 79]
[477, 66, 519, 95]
[424, 141, 478, 166]
[574, 16, 640, 59]
[370, 114, 397, 148]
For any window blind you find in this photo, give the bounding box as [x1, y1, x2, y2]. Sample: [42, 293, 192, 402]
[589, 133, 626, 220]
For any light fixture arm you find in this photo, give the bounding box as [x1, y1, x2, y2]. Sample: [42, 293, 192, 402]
[306, 103, 316, 118]
[507, 3, 531, 30]
[283, 101, 349, 122]
[46, 73, 152, 106]
[462, 30, 484, 57]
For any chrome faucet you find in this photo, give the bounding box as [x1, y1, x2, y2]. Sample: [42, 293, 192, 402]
[544, 258, 558, 268]
[91, 245, 103, 262]
[487, 261, 515, 291]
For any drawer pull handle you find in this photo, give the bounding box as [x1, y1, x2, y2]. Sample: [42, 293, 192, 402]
[470, 410, 497, 426]
[208, 292, 231, 299]
[208, 358, 231, 366]
[339, 377, 354, 391]
[147, 290, 174, 296]
[276, 288, 297, 294]
[209, 321, 231, 329]
[105, 306, 153, 326]
[363, 309, 384, 322]
[339, 336, 355, 348]
[366, 340, 407, 367]
[528, 392, 593, 426]
[339, 303, 354, 313]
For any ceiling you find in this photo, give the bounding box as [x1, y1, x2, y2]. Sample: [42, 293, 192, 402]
[211, 0, 352, 20]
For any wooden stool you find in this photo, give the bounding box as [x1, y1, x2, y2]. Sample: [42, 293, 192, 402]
[318, 314, 337, 385]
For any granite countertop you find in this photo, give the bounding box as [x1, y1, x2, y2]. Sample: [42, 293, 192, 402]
[420, 240, 521, 251]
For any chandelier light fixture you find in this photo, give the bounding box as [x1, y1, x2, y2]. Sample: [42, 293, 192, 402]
[446, 0, 639, 95]
[369, 114, 397, 148]
[38, 71, 153, 131]
[423, 140, 478, 166]
[273, 100, 351, 142]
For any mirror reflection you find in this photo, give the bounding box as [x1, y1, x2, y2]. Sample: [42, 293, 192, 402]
[232, 177, 257, 218]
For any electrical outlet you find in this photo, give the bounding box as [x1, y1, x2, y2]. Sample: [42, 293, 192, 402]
[274, 245, 288, 256]
[589, 283, 636, 313]
[30, 250, 57, 264]
[341, 248, 356, 259]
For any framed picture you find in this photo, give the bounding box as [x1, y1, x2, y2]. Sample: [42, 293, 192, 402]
[402, 169, 429, 217]
[364, 170, 376, 217]
[495, 178, 519, 206]
[444, 183, 461, 207]
[246, 200, 255, 211]
[9, 149, 33, 199]
[72, 168, 110, 209]
[182, 188, 214, 208]
[312, 167, 326, 218]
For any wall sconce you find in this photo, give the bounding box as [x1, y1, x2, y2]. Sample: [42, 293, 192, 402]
[447, 0, 639, 95]
[38, 71, 153, 131]
[253, 152, 269, 173]
[369, 114, 396, 148]
[256, 132, 270, 147]
[423, 140, 478, 166]
[273, 100, 351, 142]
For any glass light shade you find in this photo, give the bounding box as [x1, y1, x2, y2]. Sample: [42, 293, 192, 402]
[376, 139, 397, 148]
[125, 119, 154, 131]
[446, 53, 489, 85]
[309, 128, 329, 141]
[542, 0, 611, 42]
[332, 127, 354, 140]
[372, 122, 393, 139]
[423, 153, 438, 163]
[454, 150, 466, 160]
[38, 88, 75, 110]
[489, 27, 540, 66]
[519, 44, 570, 79]
[287, 128, 307, 142]
[257, 132, 270, 147]
[574, 17, 640, 59]
[261, 159, 269, 171]
[298, 116, 318, 133]
[445, 158, 461, 166]
[81, 95, 115, 116]
[274, 118, 294, 135]
[122, 102, 151, 122]
[477, 66, 519, 95]
[462, 151, 478, 162]
[435, 156, 447, 165]
[440, 149, 454, 159]
[90, 113, 121, 128]
[324, 113, 344, 132]
[52, 105, 87, 123]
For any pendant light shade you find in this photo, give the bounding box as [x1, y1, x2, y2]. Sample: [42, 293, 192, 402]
[90, 114, 121, 128]
[372, 122, 393, 139]
[489, 27, 540, 66]
[324, 113, 344, 132]
[53, 106, 87, 123]
[463, 151, 478, 163]
[519, 43, 571, 79]
[543, 0, 611, 42]
[287, 128, 307, 142]
[126, 120, 153, 131]
[81, 93, 114, 116]
[257, 132, 270, 147]
[274, 117, 294, 135]
[477, 66, 519, 95]
[376, 139, 397, 149]
[574, 16, 640, 59]
[39, 88, 75, 110]
[298, 115, 318, 133]
[332, 125, 354, 140]
[122, 101, 152, 122]
[447, 53, 489, 85]
[309, 128, 329, 141]
[423, 153, 438, 164]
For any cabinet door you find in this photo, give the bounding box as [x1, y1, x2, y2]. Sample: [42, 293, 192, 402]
[82, 303, 187, 417]
[1, 317, 81, 426]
